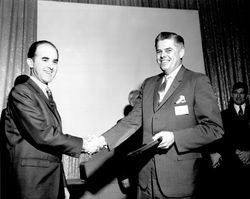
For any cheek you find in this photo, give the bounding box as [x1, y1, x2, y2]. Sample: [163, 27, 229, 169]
[172, 54, 179, 60]
[53, 67, 58, 74]
[34, 67, 42, 75]
[52, 68, 58, 77]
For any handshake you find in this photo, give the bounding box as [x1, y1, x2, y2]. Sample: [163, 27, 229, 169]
[82, 135, 107, 154]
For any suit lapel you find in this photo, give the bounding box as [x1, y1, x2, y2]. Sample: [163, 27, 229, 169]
[26, 78, 62, 123]
[155, 67, 186, 111]
[153, 74, 165, 111]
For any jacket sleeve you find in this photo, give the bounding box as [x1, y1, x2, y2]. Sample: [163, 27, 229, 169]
[102, 84, 144, 151]
[9, 84, 83, 158]
[174, 75, 224, 153]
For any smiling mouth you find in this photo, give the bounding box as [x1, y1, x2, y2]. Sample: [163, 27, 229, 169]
[161, 61, 169, 65]
[45, 72, 52, 76]
[44, 70, 53, 74]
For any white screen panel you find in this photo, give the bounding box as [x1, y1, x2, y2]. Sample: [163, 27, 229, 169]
[38, 1, 204, 137]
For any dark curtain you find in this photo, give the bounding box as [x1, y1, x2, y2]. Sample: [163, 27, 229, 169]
[0, 1, 37, 198]
[0, 0, 37, 112]
[197, 0, 250, 109]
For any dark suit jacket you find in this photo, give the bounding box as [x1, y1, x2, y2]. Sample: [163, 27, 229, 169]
[221, 102, 250, 167]
[102, 66, 224, 197]
[2, 75, 83, 199]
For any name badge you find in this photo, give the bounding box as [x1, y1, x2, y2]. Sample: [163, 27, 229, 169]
[175, 105, 189, 115]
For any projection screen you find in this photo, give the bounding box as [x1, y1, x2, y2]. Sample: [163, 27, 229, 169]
[37, 0, 204, 138]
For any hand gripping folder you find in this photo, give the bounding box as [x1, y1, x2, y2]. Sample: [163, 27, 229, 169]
[79, 137, 162, 181]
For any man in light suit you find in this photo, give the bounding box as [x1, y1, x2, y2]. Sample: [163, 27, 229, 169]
[93, 32, 224, 198]
[1, 40, 94, 199]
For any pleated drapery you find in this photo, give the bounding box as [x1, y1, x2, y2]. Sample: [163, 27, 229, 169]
[0, 0, 37, 111]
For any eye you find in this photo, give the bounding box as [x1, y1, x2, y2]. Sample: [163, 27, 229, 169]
[42, 57, 49, 62]
[53, 60, 58, 64]
[165, 49, 172, 53]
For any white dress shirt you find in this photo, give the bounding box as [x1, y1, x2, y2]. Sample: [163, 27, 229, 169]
[158, 65, 182, 103]
[234, 103, 246, 115]
[30, 76, 50, 98]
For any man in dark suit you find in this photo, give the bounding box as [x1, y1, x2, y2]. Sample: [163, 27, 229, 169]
[220, 82, 250, 198]
[2, 40, 89, 199]
[91, 32, 224, 198]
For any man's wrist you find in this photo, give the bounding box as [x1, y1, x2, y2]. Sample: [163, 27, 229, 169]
[99, 136, 107, 148]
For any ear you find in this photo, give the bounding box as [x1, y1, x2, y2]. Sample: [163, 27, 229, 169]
[179, 48, 185, 59]
[27, 58, 34, 69]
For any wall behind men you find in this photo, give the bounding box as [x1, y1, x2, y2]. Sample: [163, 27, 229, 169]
[38, 1, 204, 138]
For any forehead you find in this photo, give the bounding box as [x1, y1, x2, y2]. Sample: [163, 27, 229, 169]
[156, 38, 179, 49]
[35, 44, 58, 58]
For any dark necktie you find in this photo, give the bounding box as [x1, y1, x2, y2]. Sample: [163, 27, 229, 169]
[238, 105, 243, 117]
[46, 87, 56, 109]
[157, 76, 167, 104]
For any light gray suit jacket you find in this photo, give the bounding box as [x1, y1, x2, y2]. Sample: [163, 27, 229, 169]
[103, 66, 224, 197]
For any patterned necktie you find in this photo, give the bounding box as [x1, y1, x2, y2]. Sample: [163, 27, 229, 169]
[158, 76, 167, 104]
[238, 105, 243, 117]
[46, 87, 56, 108]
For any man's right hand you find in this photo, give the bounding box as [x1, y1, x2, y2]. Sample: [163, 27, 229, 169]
[210, 152, 222, 168]
[82, 135, 107, 154]
[235, 149, 250, 166]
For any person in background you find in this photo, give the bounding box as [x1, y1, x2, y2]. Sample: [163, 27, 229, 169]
[117, 89, 142, 198]
[219, 82, 250, 198]
[89, 32, 224, 199]
[1, 40, 101, 199]
[123, 90, 141, 117]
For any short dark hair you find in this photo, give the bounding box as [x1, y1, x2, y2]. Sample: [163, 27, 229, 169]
[27, 40, 59, 59]
[155, 32, 184, 48]
[232, 82, 248, 94]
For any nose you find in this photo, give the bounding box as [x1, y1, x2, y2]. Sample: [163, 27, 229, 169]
[236, 93, 244, 97]
[160, 51, 166, 58]
[48, 65, 53, 71]
[47, 62, 56, 70]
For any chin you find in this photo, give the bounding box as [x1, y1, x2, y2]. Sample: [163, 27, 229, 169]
[161, 68, 169, 73]
[43, 78, 52, 84]
[44, 75, 54, 83]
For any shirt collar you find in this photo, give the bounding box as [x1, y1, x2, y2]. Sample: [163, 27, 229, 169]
[166, 64, 182, 80]
[234, 103, 246, 112]
[30, 76, 49, 97]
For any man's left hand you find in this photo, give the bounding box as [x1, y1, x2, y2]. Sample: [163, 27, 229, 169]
[210, 152, 222, 168]
[64, 187, 70, 199]
[235, 149, 250, 166]
[152, 131, 174, 149]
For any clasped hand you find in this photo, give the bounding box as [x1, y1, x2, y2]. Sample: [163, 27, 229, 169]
[82, 135, 107, 154]
[235, 149, 250, 166]
[210, 152, 222, 168]
[152, 131, 174, 149]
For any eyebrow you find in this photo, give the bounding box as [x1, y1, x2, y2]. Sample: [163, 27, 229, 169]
[233, 91, 245, 94]
[156, 47, 172, 52]
[42, 56, 49, 60]
[41, 56, 58, 62]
